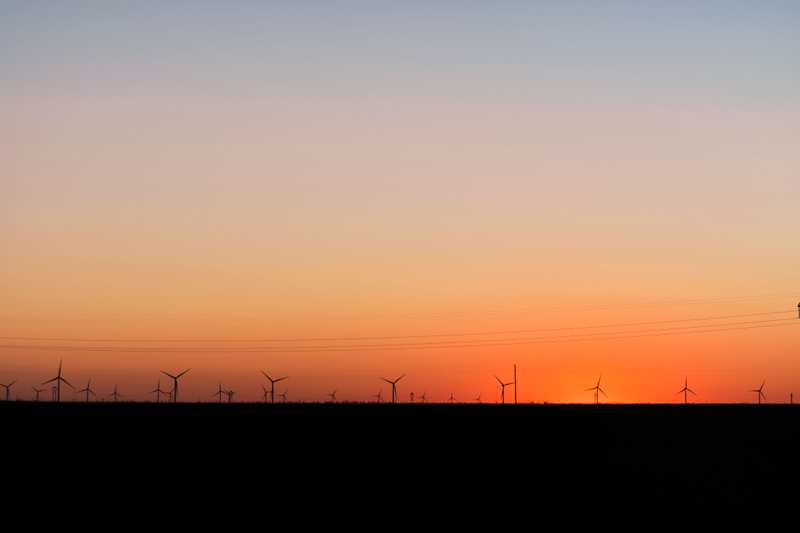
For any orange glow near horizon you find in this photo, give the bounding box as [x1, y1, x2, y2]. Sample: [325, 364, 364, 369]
[2, 4, 799, 403]
[2, 293, 798, 403]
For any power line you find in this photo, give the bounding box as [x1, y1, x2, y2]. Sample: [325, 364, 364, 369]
[0, 309, 793, 344]
[1, 318, 797, 353]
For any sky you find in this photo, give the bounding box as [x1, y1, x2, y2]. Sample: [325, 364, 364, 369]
[2, 1, 799, 403]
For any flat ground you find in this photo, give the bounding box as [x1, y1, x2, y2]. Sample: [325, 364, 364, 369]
[4, 403, 798, 507]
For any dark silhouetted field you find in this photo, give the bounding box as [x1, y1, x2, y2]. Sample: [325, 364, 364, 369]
[4, 402, 797, 507]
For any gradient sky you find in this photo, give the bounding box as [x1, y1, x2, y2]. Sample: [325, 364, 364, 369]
[2, 1, 799, 403]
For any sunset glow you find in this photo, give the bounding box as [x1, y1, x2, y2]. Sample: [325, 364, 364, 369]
[3, 3, 798, 403]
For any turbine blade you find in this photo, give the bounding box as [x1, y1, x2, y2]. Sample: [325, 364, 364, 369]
[176, 369, 191, 378]
[161, 371, 177, 379]
[688, 389, 696, 395]
[275, 376, 288, 383]
[42, 377, 58, 385]
[598, 387, 607, 398]
[396, 374, 405, 382]
[61, 378, 75, 388]
[261, 371, 272, 381]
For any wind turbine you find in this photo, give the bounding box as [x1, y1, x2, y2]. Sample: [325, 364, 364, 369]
[751, 380, 766, 404]
[225, 390, 235, 403]
[213, 383, 225, 403]
[32, 387, 45, 402]
[261, 371, 288, 404]
[279, 390, 288, 403]
[0, 380, 16, 401]
[108, 385, 123, 402]
[676, 377, 696, 404]
[448, 393, 456, 404]
[327, 390, 337, 403]
[261, 385, 270, 403]
[372, 390, 383, 403]
[419, 392, 427, 404]
[474, 393, 482, 404]
[150, 380, 169, 403]
[381, 374, 405, 404]
[160, 369, 190, 403]
[586, 375, 607, 405]
[495, 375, 513, 404]
[409, 392, 415, 403]
[77, 379, 97, 402]
[42, 359, 74, 402]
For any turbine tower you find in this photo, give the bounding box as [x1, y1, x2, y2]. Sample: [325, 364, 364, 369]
[419, 392, 427, 404]
[751, 380, 766, 404]
[42, 359, 74, 402]
[108, 385, 123, 402]
[328, 390, 337, 403]
[474, 393, 482, 404]
[0, 380, 16, 401]
[77, 379, 96, 402]
[586, 375, 607, 405]
[225, 390, 235, 403]
[280, 390, 288, 403]
[160, 369, 190, 403]
[514, 364, 517, 404]
[381, 374, 405, 404]
[213, 383, 225, 403]
[676, 377, 696, 404]
[150, 379, 169, 403]
[261, 371, 288, 404]
[32, 387, 45, 402]
[373, 390, 383, 403]
[495, 375, 513, 404]
[448, 393, 456, 404]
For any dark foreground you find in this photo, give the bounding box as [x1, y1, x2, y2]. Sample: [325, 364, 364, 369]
[4, 402, 798, 508]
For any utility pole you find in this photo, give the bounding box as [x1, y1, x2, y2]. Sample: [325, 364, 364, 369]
[513, 364, 517, 404]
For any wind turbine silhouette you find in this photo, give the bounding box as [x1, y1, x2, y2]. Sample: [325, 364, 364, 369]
[419, 392, 427, 404]
[328, 390, 337, 403]
[586, 375, 607, 405]
[213, 383, 225, 403]
[32, 387, 45, 402]
[474, 393, 482, 404]
[495, 375, 513, 404]
[279, 390, 288, 403]
[751, 380, 766, 404]
[381, 374, 405, 404]
[676, 377, 696, 404]
[160, 369, 190, 403]
[409, 392, 415, 403]
[77, 379, 96, 402]
[0, 381, 16, 401]
[42, 359, 74, 402]
[373, 390, 383, 403]
[448, 393, 456, 404]
[225, 390, 235, 403]
[108, 385, 123, 402]
[261, 371, 288, 404]
[150, 379, 169, 403]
